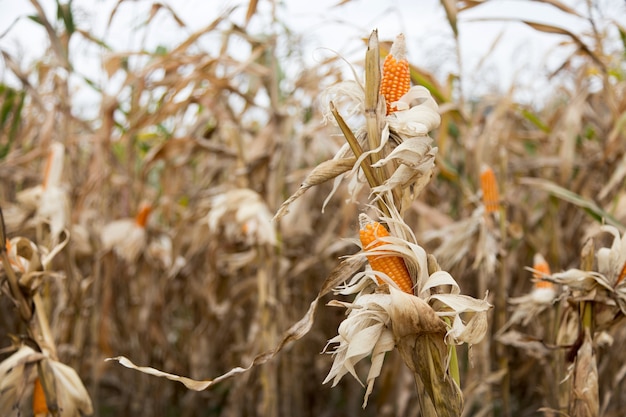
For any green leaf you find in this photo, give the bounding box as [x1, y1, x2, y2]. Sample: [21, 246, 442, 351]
[616, 23, 626, 59]
[0, 87, 25, 160]
[0, 88, 16, 129]
[155, 45, 169, 56]
[520, 107, 550, 133]
[8, 91, 25, 141]
[27, 14, 44, 25]
[520, 177, 625, 231]
[56, 0, 75, 34]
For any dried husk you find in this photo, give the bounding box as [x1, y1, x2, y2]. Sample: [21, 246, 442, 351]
[0, 346, 93, 417]
[569, 329, 599, 417]
[389, 288, 463, 417]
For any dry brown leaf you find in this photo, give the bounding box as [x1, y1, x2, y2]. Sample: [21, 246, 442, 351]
[458, 1, 488, 12]
[397, 331, 463, 417]
[245, 0, 258, 24]
[521, 21, 605, 70]
[440, 0, 458, 37]
[273, 157, 356, 221]
[102, 54, 125, 79]
[531, 0, 583, 16]
[149, 2, 187, 27]
[570, 329, 599, 417]
[108, 255, 364, 390]
[496, 330, 550, 359]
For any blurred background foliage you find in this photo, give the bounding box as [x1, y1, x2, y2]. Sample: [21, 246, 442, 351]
[1, 0, 626, 416]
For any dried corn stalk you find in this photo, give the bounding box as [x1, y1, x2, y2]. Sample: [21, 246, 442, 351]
[275, 30, 440, 220]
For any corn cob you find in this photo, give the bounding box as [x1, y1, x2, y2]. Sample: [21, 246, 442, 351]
[380, 34, 411, 115]
[532, 253, 553, 289]
[480, 165, 500, 213]
[135, 203, 152, 228]
[33, 377, 48, 415]
[359, 214, 413, 294]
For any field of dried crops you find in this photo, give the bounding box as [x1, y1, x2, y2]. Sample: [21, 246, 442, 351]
[1, 1, 626, 416]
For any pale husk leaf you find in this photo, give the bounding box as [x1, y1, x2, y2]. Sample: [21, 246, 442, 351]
[570, 329, 599, 417]
[387, 288, 463, 417]
[0, 346, 44, 416]
[396, 330, 463, 417]
[0, 346, 93, 417]
[388, 86, 441, 136]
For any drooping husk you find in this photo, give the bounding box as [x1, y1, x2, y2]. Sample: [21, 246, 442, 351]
[569, 328, 599, 417]
[389, 289, 463, 417]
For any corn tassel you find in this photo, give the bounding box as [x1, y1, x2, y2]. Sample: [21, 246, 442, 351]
[380, 34, 410, 115]
[359, 214, 413, 294]
[480, 165, 501, 213]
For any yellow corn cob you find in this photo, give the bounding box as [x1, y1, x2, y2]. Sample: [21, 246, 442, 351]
[380, 34, 411, 115]
[135, 203, 152, 228]
[532, 253, 553, 289]
[359, 215, 413, 294]
[33, 377, 48, 415]
[480, 165, 500, 213]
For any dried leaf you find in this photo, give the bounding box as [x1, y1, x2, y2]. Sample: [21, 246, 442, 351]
[0, 346, 92, 417]
[273, 157, 356, 221]
[388, 288, 446, 339]
[520, 177, 625, 230]
[109, 255, 363, 390]
[496, 330, 550, 359]
[531, 0, 583, 16]
[440, 0, 458, 37]
[245, 0, 258, 24]
[570, 329, 599, 417]
[599, 151, 626, 200]
[396, 330, 463, 417]
[521, 20, 605, 70]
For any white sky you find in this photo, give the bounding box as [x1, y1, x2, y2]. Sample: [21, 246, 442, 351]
[1, 0, 625, 114]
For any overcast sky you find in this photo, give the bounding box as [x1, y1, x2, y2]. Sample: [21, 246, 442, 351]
[1, 0, 625, 113]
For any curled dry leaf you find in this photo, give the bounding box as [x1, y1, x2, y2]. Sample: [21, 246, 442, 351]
[273, 157, 356, 221]
[108, 255, 365, 391]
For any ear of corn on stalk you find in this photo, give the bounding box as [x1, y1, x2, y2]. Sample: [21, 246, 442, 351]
[480, 165, 500, 213]
[359, 214, 413, 294]
[135, 203, 152, 228]
[532, 253, 553, 289]
[380, 34, 411, 115]
[33, 377, 48, 416]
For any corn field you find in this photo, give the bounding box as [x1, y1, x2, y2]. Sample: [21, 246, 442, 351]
[1, 1, 626, 416]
